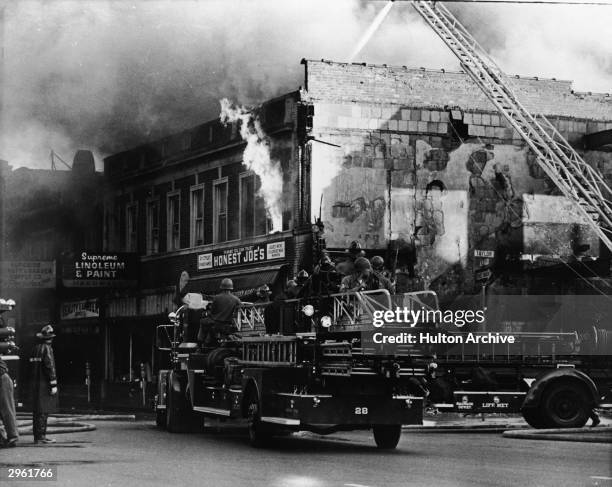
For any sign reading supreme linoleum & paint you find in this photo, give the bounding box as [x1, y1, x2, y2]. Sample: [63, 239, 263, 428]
[62, 252, 139, 288]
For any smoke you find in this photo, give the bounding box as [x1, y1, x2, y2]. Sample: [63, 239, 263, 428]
[2, 1, 611, 170]
[348, 1, 395, 62]
[219, 98, 283, 232]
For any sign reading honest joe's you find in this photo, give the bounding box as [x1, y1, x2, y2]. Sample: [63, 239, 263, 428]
[198, 240, 286, 271]
[62, 252, 139, 288]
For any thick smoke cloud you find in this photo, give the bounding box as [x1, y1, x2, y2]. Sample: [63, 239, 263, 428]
[1, 0, 610, 170]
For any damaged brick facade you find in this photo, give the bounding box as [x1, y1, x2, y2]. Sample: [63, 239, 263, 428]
[301, 60, 612, 297]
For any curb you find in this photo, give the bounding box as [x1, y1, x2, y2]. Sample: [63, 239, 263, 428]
[403, 423, 526, 432]
[502, 426, 612, 443]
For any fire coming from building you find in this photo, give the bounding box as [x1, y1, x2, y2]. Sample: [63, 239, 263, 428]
[219, 98, 284, 232]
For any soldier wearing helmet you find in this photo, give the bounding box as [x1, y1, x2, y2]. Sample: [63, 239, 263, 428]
[295, 270, 312, 298]
[371, 255, 396, 293]
[256, 284, 272, 302]
[197, 278, 241, 346]
[340, 257, 394, 293]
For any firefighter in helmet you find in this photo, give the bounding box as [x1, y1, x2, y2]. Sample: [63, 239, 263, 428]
[340, 257, 394, 293]
[198, 278, 241, 346]
[295, 270, 311, 298]
[371, 255, 396, 293]
[29, 325, 58, 444]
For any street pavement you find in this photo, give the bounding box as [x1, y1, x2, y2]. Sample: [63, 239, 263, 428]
[1, 419, 611, 487]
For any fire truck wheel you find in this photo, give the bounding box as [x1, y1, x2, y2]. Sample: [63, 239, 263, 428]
[372, 424, 402, 449]
[521, 408, 545, 429]
[166, 380, 191, 433]
[540, 382, 590, 429]
[156, 408, 167, 429]
[246, 389, 271, 448]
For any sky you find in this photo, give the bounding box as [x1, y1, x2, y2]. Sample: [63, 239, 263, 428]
[1, 0, 611, 170]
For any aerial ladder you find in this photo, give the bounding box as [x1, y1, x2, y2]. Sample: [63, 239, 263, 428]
[411, 1, 612, 252]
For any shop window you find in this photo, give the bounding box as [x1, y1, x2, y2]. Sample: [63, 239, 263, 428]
[190, 185, 205, 247]
[125, 202, 138, 252]
[167, 192, 181, 251]
[146, 199, 160, 254]
[213, 178, 228, 243]
[240, 172, 267, 238]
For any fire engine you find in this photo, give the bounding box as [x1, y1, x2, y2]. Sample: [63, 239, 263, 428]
[154, 290, 437, 448]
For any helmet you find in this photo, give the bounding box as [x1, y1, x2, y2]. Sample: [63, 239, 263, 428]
[371, 255, 385, 270]
[297, 270, 309, 283]
[354, 257, 372, 273]
[36, 324, 56, 340]
[220, 278, 234, 290]
[257, 284, 271, 296]
[348, 241, 362, 253]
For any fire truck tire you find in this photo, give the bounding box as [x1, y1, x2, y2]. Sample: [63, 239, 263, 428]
[521, 407, 545, 429]
[372, 424, 402, 449]
[156, 408, 167, 429]
[540, 381, 590, 429]
[245, 388, 271, 448]
[166, 382, 192, 433]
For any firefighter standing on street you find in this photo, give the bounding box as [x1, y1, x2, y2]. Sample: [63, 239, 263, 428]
[198, 278, 241, 346]
[29, 325, 58, 444]
[0, 311, 18, 448]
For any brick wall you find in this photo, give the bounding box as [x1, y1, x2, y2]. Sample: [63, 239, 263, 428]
[303, 60, 612, 122]
[304, 60, 612, 296]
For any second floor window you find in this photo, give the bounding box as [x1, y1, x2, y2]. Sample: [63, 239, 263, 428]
[126, 203, 138, 252]
[240, 173, 267, 238]
[146, 200, 159, 254]
[190, 186, 205, 247]
[167, 192, 180, 251]
[213, 179, 228, 243]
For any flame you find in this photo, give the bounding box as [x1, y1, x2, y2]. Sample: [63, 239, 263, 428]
[219, 98, 283, 232]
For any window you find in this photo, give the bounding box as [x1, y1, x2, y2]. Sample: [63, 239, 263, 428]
[182, 133, 191, 152]
[213, 178, 228, 243]
[146, 199, 160, 254]
[239, 173, 267, 238]
[167, 192, 181, 251]
[126, 202, 138, 252]
[190, 185, 205, 247]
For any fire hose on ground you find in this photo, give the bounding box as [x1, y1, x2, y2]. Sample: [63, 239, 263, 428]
[14, 413, 134, 436]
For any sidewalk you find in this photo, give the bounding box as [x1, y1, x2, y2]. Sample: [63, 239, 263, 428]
[404, 411, 612, 433]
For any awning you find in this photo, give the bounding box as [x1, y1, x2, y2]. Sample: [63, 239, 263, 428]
[191, 266, 287, 300]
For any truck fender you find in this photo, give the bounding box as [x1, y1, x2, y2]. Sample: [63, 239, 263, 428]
[521, 368, 599, 410]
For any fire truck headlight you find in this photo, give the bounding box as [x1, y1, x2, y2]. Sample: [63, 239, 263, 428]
[302, 305, 315, 317]
[321, 316, 332, 328]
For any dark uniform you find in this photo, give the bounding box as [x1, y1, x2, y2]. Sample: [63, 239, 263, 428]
[30, 326, 58, 444]
[198, 278, 241, 345]
[0, 357, 18, 446]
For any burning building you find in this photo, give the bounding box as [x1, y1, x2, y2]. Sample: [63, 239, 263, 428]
[102, 59, 612, 374]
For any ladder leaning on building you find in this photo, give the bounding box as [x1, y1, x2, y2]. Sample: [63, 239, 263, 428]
[411, 0, 612, 252]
